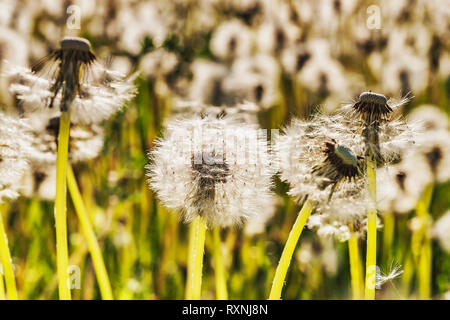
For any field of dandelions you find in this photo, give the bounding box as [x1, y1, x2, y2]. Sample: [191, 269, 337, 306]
[0, 0, 449, 301]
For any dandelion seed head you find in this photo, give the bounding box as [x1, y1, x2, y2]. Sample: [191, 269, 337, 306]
[6, 62, 137, 125]
[276, 114, 365, 204]
[60, 37, 91, 52]
[147, 113, 274, 228]
[341, 93, 416, 164]
[352, 91, 393, 123]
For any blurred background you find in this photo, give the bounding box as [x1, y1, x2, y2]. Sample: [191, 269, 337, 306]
[0, 0, 449, 299]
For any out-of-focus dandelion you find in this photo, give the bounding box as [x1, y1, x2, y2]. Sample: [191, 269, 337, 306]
[0, 112, 31, 300]
[210, 20, 253, 61]
[399, 105, 450, 300]
[147, 112, 274, 299]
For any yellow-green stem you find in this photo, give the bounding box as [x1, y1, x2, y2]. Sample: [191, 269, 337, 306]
[418, 239, 432, 299]
[415, 183, 434, 299]
[0, 211, 17, 300]
[365, 156, 377, 300]
[67, 165, 114, 300]
[212, 227, 228, 300]
[269, 199, 314, 300]
[401, 253, 414, 297]
[382, 212, 395, 263]
[348, 225, 363, 299]
[185, 216, 206, 300]
[0, 268, 5, 299]
[54, 111, 72, 300]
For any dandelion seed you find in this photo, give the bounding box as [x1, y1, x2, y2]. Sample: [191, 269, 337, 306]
[376, 264, 404, 288]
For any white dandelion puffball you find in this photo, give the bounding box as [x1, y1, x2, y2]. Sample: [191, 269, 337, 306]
[0, 112, 32, 201]
[6, 63, 137, 125]
[276, 114, 366, 204]
[147, 113, 275, 228]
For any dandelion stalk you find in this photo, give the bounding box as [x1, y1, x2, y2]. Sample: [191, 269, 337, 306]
[185, 216, 206, 300]
[269, 199, 314, 300]
[0, 210, 17, 300]
[67, 165, 114, 300]
[0, 269, 5, 300]
[414, 183, 433, 299]
[54, 110, 72, 300]
[382, 212, 395, 263]
[348, 224, 363, 299]
[212, 227, 227, 300]
[365, 155, 377, 300]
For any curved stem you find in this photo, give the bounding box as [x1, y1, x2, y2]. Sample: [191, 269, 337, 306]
[212, 227, 227, 300]
[269, 199, 314, 300]
[0, 210, 17, 300]
[185, 216, 206, 300]
[365, 156, 377, 300]
[67, 165, 114, 300]
[54, 111, 72, 300]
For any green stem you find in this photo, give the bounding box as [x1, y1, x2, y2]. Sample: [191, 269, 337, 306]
[269, 199, 314, 300]
[0, 209, 17, 300]
[185, 216, 206, 300]
[414, 183, 434, 299]
[0, 267, 5, 299]
[212, 227, 228, 300]
[67, 165, 114, 300]
[365, 156, 377, 300]
[382, 212, 395, 264]
[55, 111, 72, 300]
